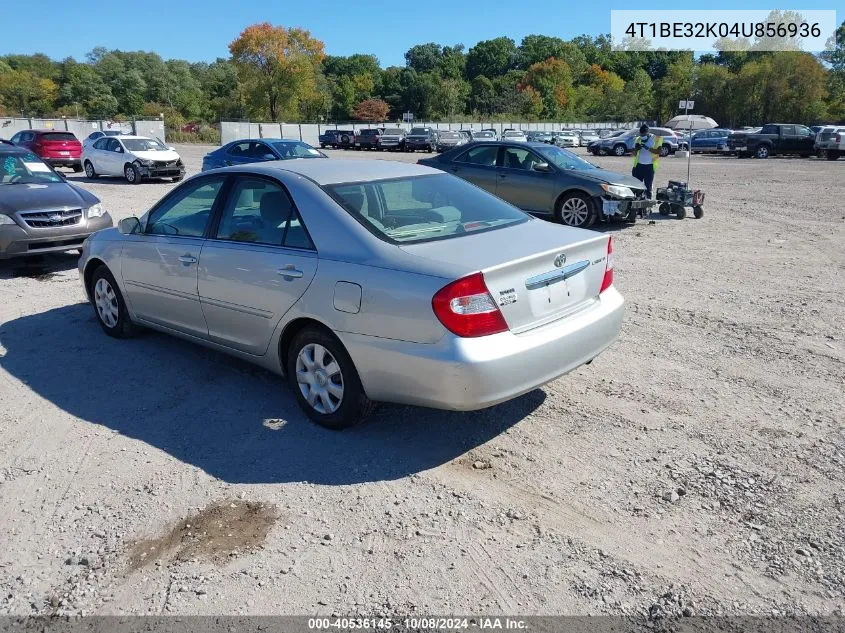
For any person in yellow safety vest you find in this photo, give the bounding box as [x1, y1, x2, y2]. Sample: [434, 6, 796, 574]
[632, 124, 662, 199]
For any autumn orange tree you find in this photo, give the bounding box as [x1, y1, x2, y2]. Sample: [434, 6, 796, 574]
[229, 23, 325, 121]
[352, 98, 389, 121]
[518, 58, 573, 119]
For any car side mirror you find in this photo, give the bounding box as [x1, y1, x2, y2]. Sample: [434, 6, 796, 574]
[262, 153, 276, 161]
[167, 146, 176, 151]
[118, 217, 141, 235]
[533, 162, 552, 172]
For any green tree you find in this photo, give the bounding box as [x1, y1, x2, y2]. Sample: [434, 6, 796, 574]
[0, 69, 57, 115]
[466, 37, 517, 80]
[404, 43, 442, 73]
[469, 75, 495, 115]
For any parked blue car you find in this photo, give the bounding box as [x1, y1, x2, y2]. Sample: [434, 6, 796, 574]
[588, 127, 681, 157]
[201, 139, 326, 171]
[689, 129, 732, 153]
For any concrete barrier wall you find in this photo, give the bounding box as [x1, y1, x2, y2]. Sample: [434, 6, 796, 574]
[0, 117, 165, 141]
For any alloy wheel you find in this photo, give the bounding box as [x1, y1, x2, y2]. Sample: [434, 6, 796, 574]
[295, 343, 344, 414]
[94, 278, 119, 328]
[125, 166, 136, 182]
[560, 197, 590, 227]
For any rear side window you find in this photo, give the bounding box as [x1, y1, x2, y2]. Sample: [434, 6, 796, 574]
[455, 145, 498, 166]
[41, 132, 77, 141]
[761, 125, 779, 134]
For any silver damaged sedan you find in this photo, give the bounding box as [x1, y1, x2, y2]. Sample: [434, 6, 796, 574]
[79, 159, 624, 429]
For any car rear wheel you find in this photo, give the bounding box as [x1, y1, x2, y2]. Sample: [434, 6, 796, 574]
[90, 265, 137, 338]
[825, 150, 839, 161]
[555, 192, 595, 228]
[286, 326, 372, 430]
[755, 145, 770, 159]
[613, 144, 626, 157]
[72, 163, 83, 173]
[693, 205, 704, 219]
[124, 163, 141, 184]
[660, 144, 670, 157]
[84, 161, 97, 179]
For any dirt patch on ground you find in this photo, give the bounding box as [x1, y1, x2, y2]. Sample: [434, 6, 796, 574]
[127, 501, 278, 571]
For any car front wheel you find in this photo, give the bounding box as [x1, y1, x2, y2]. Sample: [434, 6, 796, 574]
[613, 144, 626, 156]
[555, 192, 595, 228]
[90, 265, 136, 338]
[286, 326, 372, 430]
[124, 163, 141, 184]
[755, 145, 770, 159]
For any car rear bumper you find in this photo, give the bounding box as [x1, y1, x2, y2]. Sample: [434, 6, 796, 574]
[0, 214, 113, 259]
[343, 286, 624, 411]
[44, 157, 82, 167]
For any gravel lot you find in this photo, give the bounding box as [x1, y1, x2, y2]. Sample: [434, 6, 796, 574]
[1, 144, 843, 621]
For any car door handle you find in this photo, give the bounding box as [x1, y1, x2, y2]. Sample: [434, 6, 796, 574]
[498, 174, 507, 179]
[277, 266, 304, 279]
[178, 255, 197, 265]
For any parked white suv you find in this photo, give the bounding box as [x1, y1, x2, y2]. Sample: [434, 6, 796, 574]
[815, 126, 845, 161]
[82, 136, 185, 184]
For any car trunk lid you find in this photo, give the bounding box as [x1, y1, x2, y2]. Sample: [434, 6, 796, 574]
[399, 220, 610, 333]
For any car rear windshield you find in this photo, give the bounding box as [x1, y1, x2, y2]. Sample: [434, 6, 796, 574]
[503, 131, 524, 136]
[324, 174, 528, 244]
[439, 132, 461, 139]
[361, 129, 378, 135]
[0, 151, 63, 185]
[270, 141, 323, 158]
[123, 138, 168, 151]
[475, 131, 494, 137]
[410, 128, 430, 135]
[382, 129, 403, 135]
[41, 132, 77, 142]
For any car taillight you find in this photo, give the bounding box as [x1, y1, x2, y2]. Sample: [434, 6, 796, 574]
[432, 272, 508, 338]
[599, 237, 614, 294]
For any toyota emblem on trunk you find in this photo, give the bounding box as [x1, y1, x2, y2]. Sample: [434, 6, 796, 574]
[554, 253, 566, 267]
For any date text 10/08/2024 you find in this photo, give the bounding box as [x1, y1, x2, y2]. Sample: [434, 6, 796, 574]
[307, 617, 528, 630]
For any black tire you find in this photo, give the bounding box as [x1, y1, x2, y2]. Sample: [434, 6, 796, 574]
[755, 145, 770, 159]
[72, 163, 83, 173]
[625, 205, 638, 223]
[320, 144, 326, 149]
[286, 326, 372, 430]
[555, 192, 595, 228]
[659, 202, 671, 216]
[659, 144, 670, 157]
[826, 150, 839, 161]
[89, 265, 137, 338]
[737, 152, 749, 159]
[674, 204, 686, 220]
[613, 144, 627, 157]
[693, 205, 704, 219]
[340, 134, 351, 146]
[124, 163, 141, 184]
[84, 160, 97, 179]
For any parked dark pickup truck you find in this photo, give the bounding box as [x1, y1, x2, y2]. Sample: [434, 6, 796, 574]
[728, 123, 816, 159]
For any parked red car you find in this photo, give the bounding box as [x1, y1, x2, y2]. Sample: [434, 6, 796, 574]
[8, 129, 83, 171]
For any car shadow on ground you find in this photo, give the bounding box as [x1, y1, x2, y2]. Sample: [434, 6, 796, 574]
[0, 304, 544, 485]
[0, 252, 80, 280]
[64, 175, 179, 186]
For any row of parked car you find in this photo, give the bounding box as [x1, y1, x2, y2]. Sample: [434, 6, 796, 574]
[6, 128, 186, 183]
[585, 123, 845, 160]
[318, 127, 615, 153]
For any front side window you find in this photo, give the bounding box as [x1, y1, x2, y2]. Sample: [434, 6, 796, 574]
[325, 174, 528, 244]
[146, 177, 225, 237]
[501, 147, 543, 170]
[216, 176, 314, 249]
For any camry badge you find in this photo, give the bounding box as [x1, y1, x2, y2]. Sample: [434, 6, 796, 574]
[554, 253, 567, 267]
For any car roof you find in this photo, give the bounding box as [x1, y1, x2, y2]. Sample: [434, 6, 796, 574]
[0, 143, 31, 154]
[227, 138, 303, 143]
[242, 158, 439, 185]
[29, 129, 78, 135]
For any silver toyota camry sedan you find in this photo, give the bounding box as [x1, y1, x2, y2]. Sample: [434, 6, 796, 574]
[78, 159, 624, 429]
